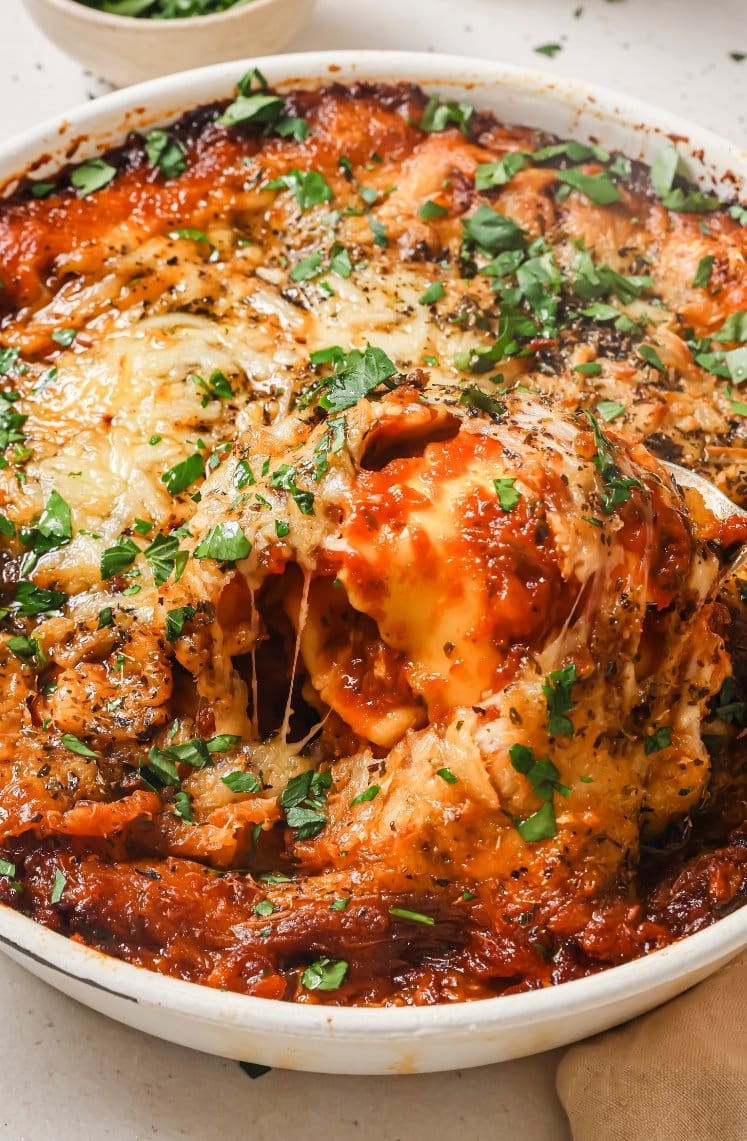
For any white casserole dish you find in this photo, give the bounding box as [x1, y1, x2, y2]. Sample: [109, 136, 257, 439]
[0, 50, 745, 1075]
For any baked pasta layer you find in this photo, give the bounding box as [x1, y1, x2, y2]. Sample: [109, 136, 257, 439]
[0, 77, 746, 1005]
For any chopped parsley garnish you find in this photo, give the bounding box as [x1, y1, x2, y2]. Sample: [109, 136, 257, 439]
[173, 789, 195, 824]
[330, 896, 350, 911]
[0, 859, 16, 880]
[222, 771, 262, 794]
[555, 168, 622, 205]
[494, 477, 521, 511]
[281, 769, 332, 840]
[61, 733, 99, 758]
[507, 743, 571, 843]
[11, 581, 67, 616]
[712, 311, 747, 344]
[389, 907, 435, 926]
[144, 127, 187, 179]
[316, 344, 397, 413]
[144, 533, 187, 585]
[350, 784, 380, 806]
[714, 677, 746, 725]
[418, 199, 448, 220]
[264, 169, 333, 211]
[596, 400, 625, 422]
[638, 344, 666, 372]
[419, 281, 446, 305]
[462, 204, 527, 255]
[30, 180, 55, 199]
[97, 606, 114, 629]
[71, 158, 117, 197]
[194, 522, 251, 562]
[644, 726, 672, 754]
[475, 153, 528, 190]
[192, 370, 233, 406]
[312, 415, 346, 478]
[436, 767, 458, 784]
[270, 464, 315, 515]
[51, 327, 77, 348]
[583, 410, 642, 513]
[219, 91, 285, 128]
[49, 869, 67, 905]
[459, 386, 506, 417]
[650, 145, 721, 213]
[543, 663, 577, 737]
[6, 635, 47, 669]
[300, 957, 349, 991]
[253, 899, 274, 917]
[692, 255, 715, 289]
[162, 452, 203, 495]
[534, 42, 563, 57]
[419, 95, 473, 136]
[725, 384, 747, 416]
[289, 252, 323, 282]
[100, 536, 139, 580]
[18, 489, 73, 570]
[368, 216, 388, 247]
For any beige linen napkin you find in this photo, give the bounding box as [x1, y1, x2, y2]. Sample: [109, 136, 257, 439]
[557, 951, 747, 1141]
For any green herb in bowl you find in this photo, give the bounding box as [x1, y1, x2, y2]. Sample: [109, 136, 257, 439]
[77, 0, 252, 17]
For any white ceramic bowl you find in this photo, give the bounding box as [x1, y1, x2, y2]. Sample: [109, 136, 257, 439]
[0, 51, 745, 1075]
[23, 0, 317, 88]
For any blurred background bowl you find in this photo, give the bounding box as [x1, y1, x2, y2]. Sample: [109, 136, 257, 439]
[22, 0, 317, 88]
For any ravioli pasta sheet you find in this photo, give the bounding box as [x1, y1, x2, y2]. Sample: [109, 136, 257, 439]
[0, 76, 745, 1004]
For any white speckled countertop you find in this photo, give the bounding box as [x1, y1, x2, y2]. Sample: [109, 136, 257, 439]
[0, 1, 744, 1137]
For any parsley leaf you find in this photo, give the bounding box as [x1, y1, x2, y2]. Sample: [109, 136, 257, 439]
[6, 635, 47, 669]
[418, 199, 448, 220]
[494, 477, 521, 511]
[219, 92, 285, 128]
[71, 158, 117, 197]
[50, 869, 67, 904]
[165, 605, 196, 641]
[222, 771, 262, 793]
[264, 169, 333, 211]
[144, 128, 187, 179]
[162, 452, 203, 495]
[350, 785, 380, 806]
[194, 522, 252, 562]
[644, 726, 672, 754]
[712, 311, 747, 344]
[389, 907, 435, 926]
[583, 410, 642, 513]
[419, 281, 446, 305]
[419, 95, 473, 135]
[555, 168, 622, 205]
[638, 344, 666, 372]
[459, 386, 507, 417]
[692, 255, 715, 289]
[462, 204, 527, 254]
[596, 400, 625, 422]
[543, 663, 577, 737]
[11, 581, 67, 616]
[649, 144, 721, 213]
[300, 957, 349, 991]
[318, 345, 397, 412]
[100, 536, 139, 580]
[475, 153, 528, 189]
[51, 327, 77, 348]
[61, 732, 99, 758]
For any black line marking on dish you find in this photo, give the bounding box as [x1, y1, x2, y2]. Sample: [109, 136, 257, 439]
[0, 930, 138, 1002]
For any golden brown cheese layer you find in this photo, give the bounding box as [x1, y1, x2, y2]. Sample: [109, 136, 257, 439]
[0, 79, 746, 1005]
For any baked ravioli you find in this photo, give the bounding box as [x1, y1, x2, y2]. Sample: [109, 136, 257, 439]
[0, 76, 746, 1004]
